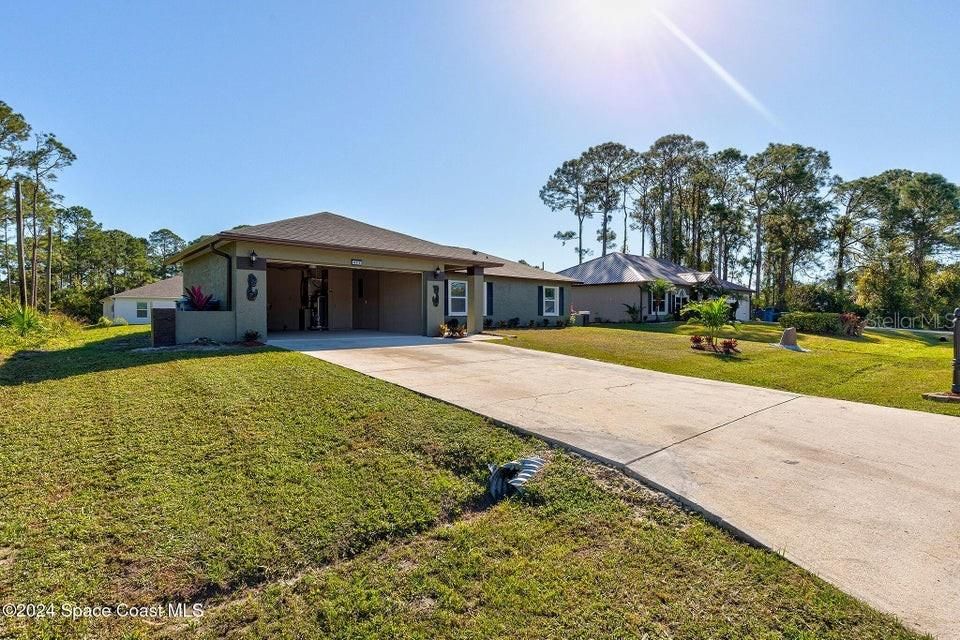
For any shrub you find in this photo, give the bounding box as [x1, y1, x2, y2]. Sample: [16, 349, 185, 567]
[112, 317, 129, 326]
[690, 335, 705, 350]
[779, 311, 843, 335]
[483, 318, 492, 329]
[507, 317, 520, 328]
[243, 330, 262, 342]
[721, 338, 739, 355]
[623, 303, 642, 323]
[95, 316, 113, 327]
[5, 304, 45, 337]
[438, 322, 449, 336]
[184, 285, 214, 311]
[785, 283, 854, 313]
[840, 312, 865, 337]
[556, 317, 566, 327]
[528, 320, 535, 328]
[540, 318, 550, 327]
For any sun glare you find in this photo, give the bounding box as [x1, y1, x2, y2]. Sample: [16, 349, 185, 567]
[501, 0, 777, 124]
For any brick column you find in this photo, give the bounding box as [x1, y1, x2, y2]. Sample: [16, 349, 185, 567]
[152, 308, 176, 346]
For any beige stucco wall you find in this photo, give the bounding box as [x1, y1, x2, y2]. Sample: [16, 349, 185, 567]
[424, 278, 445, 336]
[483, 276, 570, 326]
[235, 266, 267, 340]
[327, 268, 353, 330]
[267, 267, 301, 332]
[175, 310, 236, 343]
[181, 249, 231, 308]
[380, 271, 422, 334]
[568, 283, 646, 323]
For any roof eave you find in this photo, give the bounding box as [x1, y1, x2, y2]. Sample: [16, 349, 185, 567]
[216, 232, 504, 267]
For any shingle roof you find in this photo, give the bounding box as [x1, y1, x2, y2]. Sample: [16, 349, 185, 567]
[213, 212, 503, 267]
[557, 253, 751, 292]
[106, 275, 183, 300]
[482, 256, 578, 282]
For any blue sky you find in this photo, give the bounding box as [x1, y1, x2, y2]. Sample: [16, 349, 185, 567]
[3, 0, 958, 272]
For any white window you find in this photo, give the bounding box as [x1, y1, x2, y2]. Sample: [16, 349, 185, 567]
[542, 286, 558, 316]
[136, 301, 149, 319]
[448, 280, 467, 316]
[650, 290, 666, 314]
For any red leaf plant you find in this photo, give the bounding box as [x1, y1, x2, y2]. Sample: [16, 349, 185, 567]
[184, 285, 214, 311]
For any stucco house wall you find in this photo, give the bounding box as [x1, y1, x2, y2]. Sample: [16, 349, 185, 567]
[380, 271, 422, 334]
[182, 249, 231, 309]
[481, 276, 569, 326]
[568, 283, 644, 323]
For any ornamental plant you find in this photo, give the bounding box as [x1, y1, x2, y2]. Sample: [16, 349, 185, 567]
[721, 338, 740, 355]
[690, 335, 705, 350]
[681, 298, 738, 351]
[184, 285, 213, 311]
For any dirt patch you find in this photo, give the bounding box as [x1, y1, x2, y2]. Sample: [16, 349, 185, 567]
[0, 546, 16, 569]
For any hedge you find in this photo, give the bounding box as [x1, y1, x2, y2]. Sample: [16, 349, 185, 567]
[778, 311, 843, 335]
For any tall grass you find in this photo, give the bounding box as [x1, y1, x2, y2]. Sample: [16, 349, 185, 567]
[0, 298, 83, 352]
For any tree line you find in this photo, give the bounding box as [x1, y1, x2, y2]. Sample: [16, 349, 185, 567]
[0, 100, 186, 320]
[541, 135, 960, 324]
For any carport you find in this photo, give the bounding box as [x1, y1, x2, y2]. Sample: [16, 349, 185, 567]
[265, 262, 423, 335]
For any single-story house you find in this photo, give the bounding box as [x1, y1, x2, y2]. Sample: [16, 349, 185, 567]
[557, 252, 753, 323]
[101, 275, 183, 324]
[162, 212, 575, 344]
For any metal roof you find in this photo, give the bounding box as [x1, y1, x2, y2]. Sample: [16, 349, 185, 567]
[558, 253, 751, 292]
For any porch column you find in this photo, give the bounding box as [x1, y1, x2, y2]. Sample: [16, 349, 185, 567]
[235, 253, 268, 341]
[423, 271, 445, 336]
[467, 266, 484, 334]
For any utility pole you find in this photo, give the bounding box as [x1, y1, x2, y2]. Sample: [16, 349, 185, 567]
[14, 180, 27, 308]
[45, 225, 53, 313]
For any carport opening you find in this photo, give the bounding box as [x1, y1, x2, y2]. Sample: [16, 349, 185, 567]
[266, 264, 422, 334]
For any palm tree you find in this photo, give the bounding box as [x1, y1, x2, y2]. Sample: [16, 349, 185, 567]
[681, 298, 737, 351]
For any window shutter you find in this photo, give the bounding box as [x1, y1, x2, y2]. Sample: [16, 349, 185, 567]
[444, 280, 449, 315]
[646, 290, 651, 314]
[537, 285, 544, 315]
[559, 287, 565, 316]
[486, 281, 493, 316]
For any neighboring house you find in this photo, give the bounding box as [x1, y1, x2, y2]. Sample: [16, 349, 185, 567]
[100, 275, 183, 325]
[558, 252, 753, 323]
[163, 212, 575, 344]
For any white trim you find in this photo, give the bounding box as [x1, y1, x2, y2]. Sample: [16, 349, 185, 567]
[448, 279, 468, 316]
[135, 301, 149, 319]
[542, 286, 559, 316]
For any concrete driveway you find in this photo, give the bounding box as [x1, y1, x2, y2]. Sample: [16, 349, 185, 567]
[274, 336, 960, 638]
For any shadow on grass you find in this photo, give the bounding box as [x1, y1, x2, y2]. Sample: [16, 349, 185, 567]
[0, 330, 269, 386]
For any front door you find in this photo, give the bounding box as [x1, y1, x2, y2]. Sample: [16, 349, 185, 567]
[352, 270, 380, 330]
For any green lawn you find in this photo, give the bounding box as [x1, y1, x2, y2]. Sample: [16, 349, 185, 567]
[493, 322, 959, 416]
[0, 327, 926, 639]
